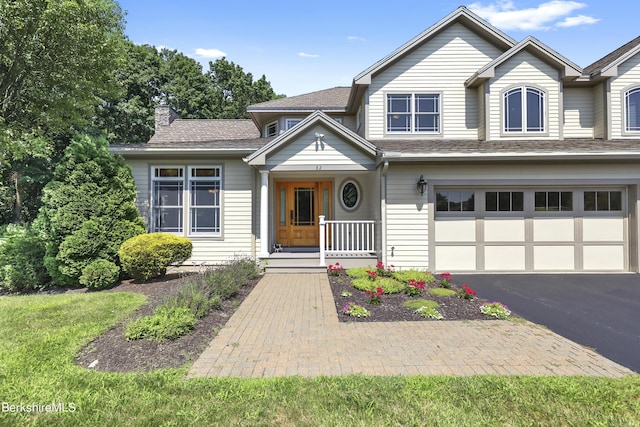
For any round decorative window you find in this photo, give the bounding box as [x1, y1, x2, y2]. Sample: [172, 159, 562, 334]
[341, 180, 360, 210]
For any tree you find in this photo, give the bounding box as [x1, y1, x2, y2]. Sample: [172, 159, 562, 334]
[0, 0, 127, 223]
[207, 57, 282, 119]
[35, 134, 145, 286]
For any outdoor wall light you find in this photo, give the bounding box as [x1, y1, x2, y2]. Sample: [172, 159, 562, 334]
[416, 175, 427, 195]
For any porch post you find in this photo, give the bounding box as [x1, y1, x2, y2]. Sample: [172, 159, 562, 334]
[319, 215, 326, 267]
[259, 170, 270, 258]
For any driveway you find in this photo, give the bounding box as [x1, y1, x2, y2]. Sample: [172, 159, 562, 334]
[460, 274, 640, 373]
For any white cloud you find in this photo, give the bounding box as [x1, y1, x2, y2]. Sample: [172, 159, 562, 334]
[347, 35, 366, 42]
[194, 48, 226, 58]
[298, 52, 320, 58]
[468, 1, 598, 31]
[557, 14, 600, 27]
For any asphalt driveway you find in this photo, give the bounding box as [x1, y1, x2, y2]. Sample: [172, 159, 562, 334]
[459, 274, 640, 373]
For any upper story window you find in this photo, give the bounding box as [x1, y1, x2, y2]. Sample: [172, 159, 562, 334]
[625, 87, 640, 132]
[387, 93, 440, 133]
[504, 86, 545, 133]
[265, 121, 278, 137]
[285, 118, 302, 130]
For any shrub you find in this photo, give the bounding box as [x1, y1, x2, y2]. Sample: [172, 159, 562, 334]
[166, 283, 217, 319]
[125, 305, 196, 342]
[36, 134, 145, 286]
[394, 270, 435, 284]
[0, 234, 49, 292]
[79, 259, 120, 290]
[118, 233, 192, 281]
[428, 288, 457, 297]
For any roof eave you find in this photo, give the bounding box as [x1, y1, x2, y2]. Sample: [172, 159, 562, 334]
[109, 146, 258, 157]
[380, 151, 640, 163]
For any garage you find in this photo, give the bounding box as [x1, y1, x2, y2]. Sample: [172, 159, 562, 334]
[433, 187, 628, 272]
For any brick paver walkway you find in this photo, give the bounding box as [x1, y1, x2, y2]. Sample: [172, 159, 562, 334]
[188, 273, 635, 378]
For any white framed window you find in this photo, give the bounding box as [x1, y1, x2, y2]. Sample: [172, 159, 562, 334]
[387, 93, 440, 133]
[504, 86, 545, 133]
[151, 165, 222, 237]
[265, 121, 278, 137]
[625, 87, 640, 132]
[285, 118, 302, 130]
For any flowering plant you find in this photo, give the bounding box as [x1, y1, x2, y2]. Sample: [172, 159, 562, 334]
[405, 279, 426, 296]
[458, 284, 477, 300]
[375, 261, 395, 278]
[327, 262, 344, 276]
[342, 302, 371, 318]
[437, 272, 453, 289]
[365, 287, 384, 304]
[480, 302, 511, 319]
[340, 290, 352, 297]
[415, 305, 443, 320]
[365, 269, 377, 281]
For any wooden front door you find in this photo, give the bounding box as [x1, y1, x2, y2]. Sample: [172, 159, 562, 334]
[276, 181, 332, 247]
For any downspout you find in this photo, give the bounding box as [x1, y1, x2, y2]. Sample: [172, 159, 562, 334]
[380, 160, 389, 265]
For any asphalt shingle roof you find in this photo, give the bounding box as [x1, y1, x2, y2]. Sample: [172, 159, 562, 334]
[149, 119, 260, 144]
[584, 35, 640, 76]
[247, 87, 351, 111]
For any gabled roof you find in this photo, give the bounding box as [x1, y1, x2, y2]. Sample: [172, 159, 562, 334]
[466, 36, 582, 87]
[353, 6, 516, 85]
[149, 119, 260, 143]
[247, 87, 350, 112]
[245, 110, 377, 166]
[584, 35, 640, 77]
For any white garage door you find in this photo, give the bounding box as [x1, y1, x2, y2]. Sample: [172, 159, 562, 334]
[433, 188, 628, 272]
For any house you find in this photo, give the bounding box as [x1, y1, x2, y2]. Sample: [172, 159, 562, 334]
[111, 7, 640, 273]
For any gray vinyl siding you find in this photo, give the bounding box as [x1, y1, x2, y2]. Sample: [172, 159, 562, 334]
[594, 83, 606, 139]
[610, 54, 640, 138]
[367, 23, 503, 140]
[127, 159, 150, 228]
[384, 166, 430, 270]
[488, 50, 560, 140]
[563, 88, 594, 138]
[478, 84, 486, 140]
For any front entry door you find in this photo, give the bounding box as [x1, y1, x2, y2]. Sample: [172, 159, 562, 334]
[276, 181, 332, 247]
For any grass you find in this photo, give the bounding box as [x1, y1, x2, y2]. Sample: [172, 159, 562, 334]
[1, 293, 639, 426]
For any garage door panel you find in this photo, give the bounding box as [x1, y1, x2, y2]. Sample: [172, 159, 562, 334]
[583, 246, 625, 270]
[435, 246, 476, 271]
[484, 218, 525, 242]
[583, 218, 624, 242]
[533, 246, 575, 270]
[533, 218, 574, 242]
[485, 246, 526, 270]
[435, 218, 475, 242]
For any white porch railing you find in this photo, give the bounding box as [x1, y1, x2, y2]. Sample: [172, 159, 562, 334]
[319, 216, 376, 266]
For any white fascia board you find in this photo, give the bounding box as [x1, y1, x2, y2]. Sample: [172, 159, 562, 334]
[381, 151, 640, 162]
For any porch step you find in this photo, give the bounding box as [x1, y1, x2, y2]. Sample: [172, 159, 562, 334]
[263, 252, 378, 273]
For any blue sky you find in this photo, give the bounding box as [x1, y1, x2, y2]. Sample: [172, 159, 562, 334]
[119, 0, 640, 96]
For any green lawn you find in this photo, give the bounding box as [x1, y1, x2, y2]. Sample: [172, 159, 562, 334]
[1, 293, 639, 426]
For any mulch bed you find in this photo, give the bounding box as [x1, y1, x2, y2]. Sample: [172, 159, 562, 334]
[73, 274, 259, 372]
[327, 273, 495, 322]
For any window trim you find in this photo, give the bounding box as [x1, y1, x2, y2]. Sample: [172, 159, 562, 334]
[339, 179, 361, 211]
[624, 86, 640, 134]
[284, 118, 302, 130]
[151, 165, 223, 238]
[385, 92, 442, 135]
[501, 85, 547, 135]
[265, 121, 278, 137]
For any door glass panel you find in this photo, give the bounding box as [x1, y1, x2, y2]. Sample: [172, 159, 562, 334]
[294, 187, 315, 226]
[279, 186, 286, 226]
[323, 187, 329, 218]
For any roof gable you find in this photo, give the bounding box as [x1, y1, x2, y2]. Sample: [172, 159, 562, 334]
[353, 6, 516, 85]
[584, 36, 640, 77]
[245, 110, 377, 166]
[466, 36, 582, 87]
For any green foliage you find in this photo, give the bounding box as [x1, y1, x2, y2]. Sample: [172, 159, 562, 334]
[342, 302, 371, 318]
[36, 134, 145, 286]
[403, 299, 439, 311]
[428, 288, 457, 297]
[480, 302, 512, 319]
[345, 267, 371, 279]
[394, 270, 435, 284]
[165, 283, 219, 319]
[79, 259, 120, 290]
[125, 305, 196, 342]
[118, 233, 192, 281]
[416, 305, 444, 320]
[0, 233, 49, 291]
[352, 277, 376, 291]
[0, 0, 126, 156]
[351, 277, 405, 294]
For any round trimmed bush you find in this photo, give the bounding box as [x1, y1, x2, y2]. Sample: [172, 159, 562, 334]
[118, 233, 192, 281]
[79, 259, 120, 290]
